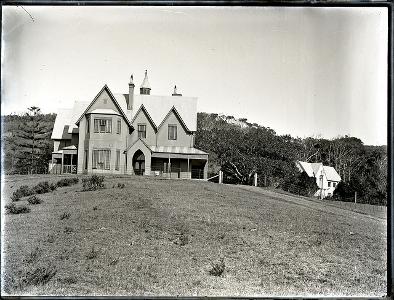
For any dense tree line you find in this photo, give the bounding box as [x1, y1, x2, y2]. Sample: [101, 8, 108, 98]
[2, 107, 55, 174]
[2, 109, 387, 205]
[195, 112, 387, 206]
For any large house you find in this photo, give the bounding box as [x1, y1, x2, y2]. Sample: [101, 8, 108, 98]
[296, 161, 341, 198]
[50, 71, 208, 179]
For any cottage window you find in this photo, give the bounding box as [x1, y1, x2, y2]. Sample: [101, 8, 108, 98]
[94, 118, 112, 133]
[333, 182, 336, 187]
[138, 124, 146, 139]
[328, 182, 331, 187]
[168, 125, 177, 140]
[117, 119, 121, 134]
[92, 149, 111, 170]
[115, 150, 120, 170]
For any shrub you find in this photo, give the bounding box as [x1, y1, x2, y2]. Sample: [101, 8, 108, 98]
[86, 247, 99, 260]
[11, 185, 33, 201]
[27, 195, 43, 205]
[24, 247, 41, 264]
[82, 175, 105, 191]
[60, 212, 71, 220]
[49, 183, 58, 191]
[5, 203, 31, 214]
[117, 183, 125, 189]
[32, 181, 51, 194]
[57, 177, 79, 187]
[22, 265, 57, 286]
[209, 258, 225, 276]
[64, 227, 74, 234]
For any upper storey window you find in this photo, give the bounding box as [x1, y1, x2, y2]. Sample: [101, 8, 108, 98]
[117, 119, 121, 134]
[168, 125, 177, 140]
[94, 118, 112, 133]
[138, 124, 146, 139]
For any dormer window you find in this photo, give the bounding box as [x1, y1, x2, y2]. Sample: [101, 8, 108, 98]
[168, 124, 177, 140]
[94, 118, 112, 133]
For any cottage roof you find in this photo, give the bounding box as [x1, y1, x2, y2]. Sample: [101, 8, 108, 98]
[296, 161, 314, 177]
[310, 162, 323, 176]
[322, 166, 341, 182]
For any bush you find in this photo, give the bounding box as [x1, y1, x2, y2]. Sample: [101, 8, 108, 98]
[82, 175, 105, 191]
[5, 203, 31, 214]
[56, 177, 79, 187]
[117, 183, 125, 189]
[11, 185, 34, 201]
[281, 171, 317, 197]
[60, 212, 71, 220]
[64, 227, 74, 234]
[49, 183, 58, 191]
[85, 247, 99, 260]
[22, 265, 57, 286]
[33, 181, 51, 194]
[209, 257, 225, 276]
[27, 195, 43, 205]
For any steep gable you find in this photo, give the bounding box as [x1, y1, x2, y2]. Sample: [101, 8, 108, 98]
[76, 85, 133, 129]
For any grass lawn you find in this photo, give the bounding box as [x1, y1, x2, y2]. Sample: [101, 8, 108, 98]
[1, 175, 387, 296]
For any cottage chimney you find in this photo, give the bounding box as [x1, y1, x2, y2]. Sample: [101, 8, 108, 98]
[140, 70, 151, 95]
[128, 74, 135, 110]
[172, 85, 182, 96]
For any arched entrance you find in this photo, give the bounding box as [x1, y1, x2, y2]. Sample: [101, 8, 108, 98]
[133, 150, 145, 175]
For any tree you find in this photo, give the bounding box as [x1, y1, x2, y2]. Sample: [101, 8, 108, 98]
[11, 107, 54, 174]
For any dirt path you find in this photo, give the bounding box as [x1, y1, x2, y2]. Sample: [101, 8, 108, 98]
[237, 185, 387, 224]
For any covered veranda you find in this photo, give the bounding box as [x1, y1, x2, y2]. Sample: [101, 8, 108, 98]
[49, 145, 78, 174]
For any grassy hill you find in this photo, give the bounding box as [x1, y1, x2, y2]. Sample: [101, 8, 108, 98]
[1, 175, 387, 296]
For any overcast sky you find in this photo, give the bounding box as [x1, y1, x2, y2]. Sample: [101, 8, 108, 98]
[2, 6, 388, 145]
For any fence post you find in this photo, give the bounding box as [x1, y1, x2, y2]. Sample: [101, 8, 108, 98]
[219, 170, 223, 184]
[354, 191, 357, 204]
[254, 173, 258, 187]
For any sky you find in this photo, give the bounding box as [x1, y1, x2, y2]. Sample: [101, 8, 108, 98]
[1, 6, 388, 145]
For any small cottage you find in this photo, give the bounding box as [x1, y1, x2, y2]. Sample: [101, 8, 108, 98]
[296, 161, 341, 198]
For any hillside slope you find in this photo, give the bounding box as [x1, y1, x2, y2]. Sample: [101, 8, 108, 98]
[2, 175, 387, 296]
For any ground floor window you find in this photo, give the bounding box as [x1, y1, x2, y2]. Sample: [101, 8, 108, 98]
[115, 150, 120, 170]
[92, 149, 111, 170]
[84, 150, 88, 169]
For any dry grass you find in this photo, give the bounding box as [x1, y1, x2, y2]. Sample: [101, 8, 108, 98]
[1, 174, 387, 296]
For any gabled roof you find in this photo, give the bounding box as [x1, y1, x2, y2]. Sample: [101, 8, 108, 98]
[310, 163, 323, 176]
[130, 104, 157, 131]
[323, 166, 341, 182]
[52, 108, 73, 139]
[296, 161, 314, 177]
[157, 106, 191, 133]
[75, 85, 133, 129]
[124, 137, 152, 153]
[131, 94, 197, 132]
[68, 101, 89, 133]
[297, 160, 341, 182]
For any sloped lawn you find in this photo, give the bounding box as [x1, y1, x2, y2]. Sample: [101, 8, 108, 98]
[1, 175, 387, 296]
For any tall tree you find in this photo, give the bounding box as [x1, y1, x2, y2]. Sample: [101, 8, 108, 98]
[11, 107, 54, 174]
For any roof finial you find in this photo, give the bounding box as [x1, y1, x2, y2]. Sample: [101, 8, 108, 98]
[130, 74, 134, 84]
[174, 85, 177, 94]
[140, 69, 151, 94]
